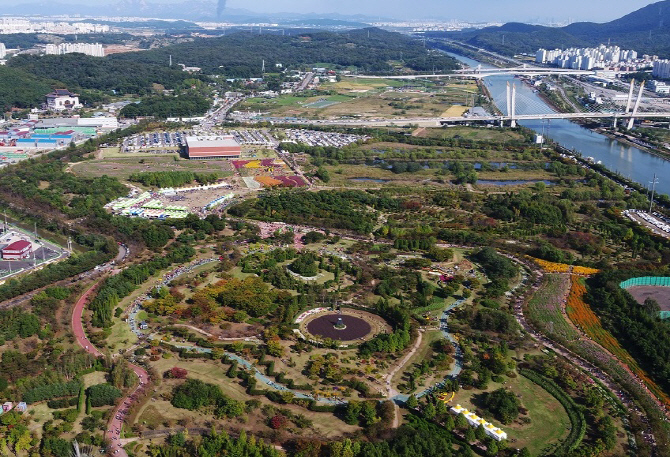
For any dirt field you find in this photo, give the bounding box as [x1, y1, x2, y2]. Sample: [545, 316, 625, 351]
[626, 286, 670, 310]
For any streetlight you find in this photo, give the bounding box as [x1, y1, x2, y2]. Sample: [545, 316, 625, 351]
[649, 173, 659, 213]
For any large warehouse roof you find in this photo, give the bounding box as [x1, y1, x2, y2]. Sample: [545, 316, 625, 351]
[185, 135, 241, 159]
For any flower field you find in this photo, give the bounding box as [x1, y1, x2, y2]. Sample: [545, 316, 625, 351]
[527, 257, 570, 273]
[572, 266, 600, 276]
[525, 274, 579, 342]
[527, 257, 600, 276]
[566, 276, 670, 407]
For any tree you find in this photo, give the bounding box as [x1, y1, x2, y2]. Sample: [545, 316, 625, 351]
[423, 402, 436, 420]
[406, 395, 418, 409]
[464, 427, 476, 443]
[455, 413, 468, 430]
[270, 414, 288, 429]
[344, 401, 362, 425]
[483, 388, 521, 424]
[475, 424, 487, 441]
[167, 367, 188, 379]
[315, 167, 331, 183]
[87, 383, 122, 407]
[361, 401, 378, 427]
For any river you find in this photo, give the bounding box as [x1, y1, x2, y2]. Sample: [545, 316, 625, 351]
[445, 52, 670, 196]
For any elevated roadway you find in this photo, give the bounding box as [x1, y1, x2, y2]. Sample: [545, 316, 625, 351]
[287, 111, 670, 128]
[345, 68, 595, 80]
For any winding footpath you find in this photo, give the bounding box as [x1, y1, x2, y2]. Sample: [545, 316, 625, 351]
[71, 246, 147, 457]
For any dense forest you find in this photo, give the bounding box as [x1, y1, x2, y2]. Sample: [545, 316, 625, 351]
[0, 66, 54, 112]
[229, 190, 400, 234]
[120, 94, 211, 118]
[110, 28, 460, 76]
[8, 54, 199, 96]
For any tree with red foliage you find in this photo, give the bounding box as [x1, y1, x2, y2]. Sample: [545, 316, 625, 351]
[166, 367, 188, 379]
[269, 414, 288, 429]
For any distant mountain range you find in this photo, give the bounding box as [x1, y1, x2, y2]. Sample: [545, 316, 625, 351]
[434, 0, 670, 58]
[0, 0, 378, 26]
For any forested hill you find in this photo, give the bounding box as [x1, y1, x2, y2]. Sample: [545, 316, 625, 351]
[7, 53, 201, 96]
[109, 28, 460, 76]
[432, 0, 670, 57]
[0, 66, 54, 112]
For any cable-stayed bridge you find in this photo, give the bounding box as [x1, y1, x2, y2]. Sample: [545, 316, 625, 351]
[336, 75, 670, 128]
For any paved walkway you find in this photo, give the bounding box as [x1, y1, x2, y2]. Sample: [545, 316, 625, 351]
[71, 266, 147, 457]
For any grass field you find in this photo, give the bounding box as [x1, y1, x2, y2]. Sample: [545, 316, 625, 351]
[144, 358, 360, 438]
[453, 375, 570, 455]
[71, 156, 234, 182]
[239, 80, 482, 120]
[412, 126, 526, 142]
[107, 314, 138, 352]
[393, 329, 444, 390]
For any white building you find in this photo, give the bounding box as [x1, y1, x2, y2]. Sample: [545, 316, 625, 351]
[0, 43, 5, 59]
[450, 404, 508, 442]
[45, 43, 104, 57]
[650, 80, 670, 94]
[536, 45, 645, 71]
[653, 60, 670, 79]
[46, 89, 82, 111]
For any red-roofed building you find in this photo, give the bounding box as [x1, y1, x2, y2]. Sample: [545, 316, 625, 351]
[185, 136, 241, 159]
[2, 240, 32, 260]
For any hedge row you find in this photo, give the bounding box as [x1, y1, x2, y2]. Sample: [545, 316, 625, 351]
[46, 396, 78, 409]
[23, 379, 82, 404]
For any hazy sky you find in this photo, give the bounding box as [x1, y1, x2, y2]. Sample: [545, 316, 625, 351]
[222, 0, 660, 22]
[0, 0, 660, 22]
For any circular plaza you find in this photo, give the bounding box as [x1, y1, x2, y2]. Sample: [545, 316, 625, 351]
[295, 307, 390, 345]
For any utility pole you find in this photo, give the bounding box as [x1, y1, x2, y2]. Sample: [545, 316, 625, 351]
[649, 173, 659, 213]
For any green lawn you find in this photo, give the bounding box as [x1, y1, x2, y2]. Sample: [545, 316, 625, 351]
[453, 375, 570, 455]
[106, 314, 138, 352]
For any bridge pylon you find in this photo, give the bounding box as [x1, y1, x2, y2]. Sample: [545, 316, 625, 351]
[506, 82, 517, 127]
[627, 81, 645, 130]
[625, 79, 635, 113]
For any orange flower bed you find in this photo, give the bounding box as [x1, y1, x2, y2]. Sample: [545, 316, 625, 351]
[572, 266, 600, 276]
[527, 257, 600, 276]
[255, 176, 283, 187]
[527, 256, 570, 273]
[566, 275, 670, 406]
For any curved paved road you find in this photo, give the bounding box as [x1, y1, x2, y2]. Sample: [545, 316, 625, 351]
[71, 246, 148, 457]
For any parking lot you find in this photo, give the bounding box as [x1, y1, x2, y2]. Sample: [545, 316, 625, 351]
[282, 129, 369, 147]
[122, 131, 190, 153]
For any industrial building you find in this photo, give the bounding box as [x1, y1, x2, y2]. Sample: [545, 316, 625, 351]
[1, 240, 32, 260]
[185, 135, 242, 159]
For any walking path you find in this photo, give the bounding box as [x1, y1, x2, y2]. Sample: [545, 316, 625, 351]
[71, 266, 146, 457]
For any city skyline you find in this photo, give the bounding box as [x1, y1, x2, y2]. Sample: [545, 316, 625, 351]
[0, 0, 660, 22]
